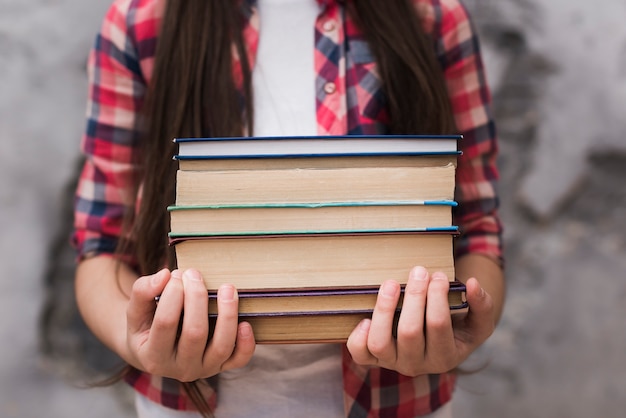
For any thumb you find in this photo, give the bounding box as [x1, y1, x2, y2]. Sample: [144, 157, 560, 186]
[458, 277, 495, 344]
[127, 268, 171, 333]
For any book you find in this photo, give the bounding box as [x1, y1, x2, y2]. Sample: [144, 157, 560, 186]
[210, 310, 375, 344]
[240, 308, 469, 343]
[174, 135, 460, 171]
[207, 283, 468, 316]
[171, 230, 456, 292]
[177, 154, 458, 171]
[175, 164, 456, 206]
[169, 200, 457, 236]
[174, 135, 461, 159]
[206, 284, 468, 344]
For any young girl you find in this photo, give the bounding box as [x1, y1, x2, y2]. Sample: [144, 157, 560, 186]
[72, 0, 504, 417]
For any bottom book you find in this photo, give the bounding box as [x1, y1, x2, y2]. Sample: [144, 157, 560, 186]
[229, 312, 381, 344]
[207, 283, 468, 343]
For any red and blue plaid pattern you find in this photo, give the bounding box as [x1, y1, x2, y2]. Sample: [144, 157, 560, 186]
[73, 0, 502, 415]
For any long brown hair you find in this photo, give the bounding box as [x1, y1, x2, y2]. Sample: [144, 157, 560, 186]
[122, 0, 456, 415]
[124, 0, 254, 277]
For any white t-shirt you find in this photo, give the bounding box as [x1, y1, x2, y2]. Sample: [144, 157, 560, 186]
[216, 0, 345, 417]
[251, 0, 319, 137]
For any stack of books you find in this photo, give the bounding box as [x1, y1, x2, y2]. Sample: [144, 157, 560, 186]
[169, 135, 467, 343]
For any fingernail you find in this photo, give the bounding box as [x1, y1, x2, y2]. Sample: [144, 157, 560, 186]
[218, 284, 236, 301]
[239, 322, 252, 338]
[183, 269, 202, 282]
[410, 266, 428, 281]
[171, 269, 182, 280]
[381, 280, 398, 298]
[358, 319, 371, 333]
[432, 272, 448, 281]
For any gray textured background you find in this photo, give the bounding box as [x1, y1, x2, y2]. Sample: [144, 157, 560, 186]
[1, 1, 625, 416]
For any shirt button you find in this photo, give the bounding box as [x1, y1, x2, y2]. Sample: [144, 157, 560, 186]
[324, 82, 337, 94]
[323, 20, 336, 32]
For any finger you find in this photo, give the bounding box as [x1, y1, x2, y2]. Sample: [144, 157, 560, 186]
[221, 321, 256, 371]
[204, 284, 240, 369]
[457, 277, 495, 346]
[395, 266, 429, 367]
[127, 269, 170, 334]
[346, 318, 377, 365]
[367, 280, 401, 363]
[149, 270, 184, 355]
[424, 272, 455, 365]
[176, 269, 210, 367]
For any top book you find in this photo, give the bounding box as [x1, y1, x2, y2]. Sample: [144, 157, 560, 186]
[174, 135, 461, 159]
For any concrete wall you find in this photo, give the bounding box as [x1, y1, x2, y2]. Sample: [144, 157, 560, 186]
[0, 1, 133, 416]
[0, 0, 624, 416]
[458, 1, 626, 416]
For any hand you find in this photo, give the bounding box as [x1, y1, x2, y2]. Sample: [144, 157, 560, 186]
[124, 268, 256, 382]
[346, 266, 495, 376]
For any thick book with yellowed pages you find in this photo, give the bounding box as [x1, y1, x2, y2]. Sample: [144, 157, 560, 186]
[171, 230, 457, 292]
[208, 284, 468, 316]
[175, 164, 456, 206]
[169, 200, 456, 236]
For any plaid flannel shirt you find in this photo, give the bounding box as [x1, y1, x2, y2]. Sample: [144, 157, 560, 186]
[73, 0, 502, 415]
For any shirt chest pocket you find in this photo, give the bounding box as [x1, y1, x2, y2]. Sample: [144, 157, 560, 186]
[348, 39, 376, 65]
[344, 38, 387, 133]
